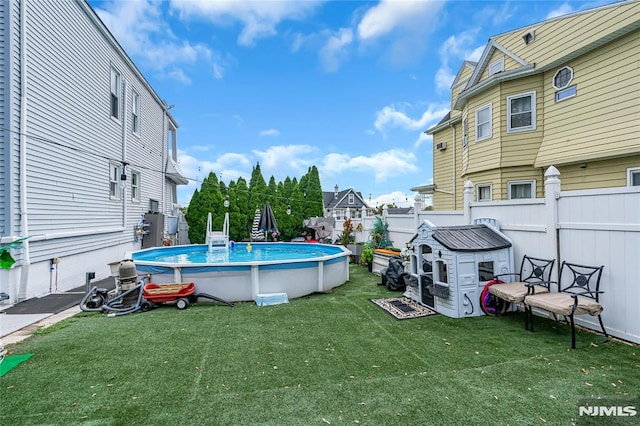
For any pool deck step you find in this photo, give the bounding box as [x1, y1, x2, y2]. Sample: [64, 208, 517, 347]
[254, 293, 289, 307]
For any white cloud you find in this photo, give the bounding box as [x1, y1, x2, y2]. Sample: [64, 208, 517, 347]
[371, 190, 413, 208]
[435, 30, 484, 91]
[260, 129, 280, 137]
[252, 145, 316, 173]
[94, 0, 212, 82]
[414, 132, 432, 150]
[321, 149, 418, 182]
[319, 28, 353, 72]
[167, 69, 192, 85]
[374, 103, 450, 134]
[170, 0, 324, 46]
[357, 0, 445, 41]
[546, 3, 574, 20]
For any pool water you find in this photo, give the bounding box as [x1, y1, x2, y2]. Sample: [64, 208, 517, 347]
[132, 243, 344, 265]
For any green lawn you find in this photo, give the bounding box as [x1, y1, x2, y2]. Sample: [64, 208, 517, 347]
[1, 265, 637, 425]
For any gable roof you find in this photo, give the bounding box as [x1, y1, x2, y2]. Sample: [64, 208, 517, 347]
[322, 188, 370, 210]
[454, 0, 640, 110]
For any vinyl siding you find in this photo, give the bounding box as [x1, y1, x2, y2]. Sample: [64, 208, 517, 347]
[433, 126, 455, 210]
[535, 29, 640, 167]
[16, 0, 171, 263]
[500, 75, 544, 168]
[556, 156, 640, 191]
[465, 86, 501, 174]
[451, 64, 474, 112]
[479, 51, 522, 82]
[494, 2, 640, 70]
[0, 0, 6, 236]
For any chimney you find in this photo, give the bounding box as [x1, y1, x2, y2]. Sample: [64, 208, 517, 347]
[334, 184, 339, 199]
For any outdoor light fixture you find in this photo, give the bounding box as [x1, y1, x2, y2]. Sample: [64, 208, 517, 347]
[286, 204, 291, 215]
[119, 172, 127, 190]
[224, 195, 230, 208]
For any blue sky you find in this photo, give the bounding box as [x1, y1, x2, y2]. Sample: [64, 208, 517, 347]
[89, 0, 609, 208]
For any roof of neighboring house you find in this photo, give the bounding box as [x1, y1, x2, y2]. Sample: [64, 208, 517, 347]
[323, 188, 370, 210]
[387, 207, 413, 215]
[433, 225, 512, 252]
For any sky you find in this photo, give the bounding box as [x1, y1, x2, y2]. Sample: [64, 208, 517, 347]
[88, 0, 612, 208]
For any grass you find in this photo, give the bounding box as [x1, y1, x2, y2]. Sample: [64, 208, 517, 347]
[1, 265, 638, 425]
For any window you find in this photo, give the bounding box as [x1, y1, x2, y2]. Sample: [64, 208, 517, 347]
[628, 168, 640, 187]
[476, 184, 492, 202]
[109, 162, 122, 199]
[489, 57, 504, 75]
[508, 180, 536, 199]
[110, 67, 121, 120]
[523, 31, 535, 45]
[553, 66, 573, 90]
[348, 194, 355, 204]
[556, 86, 576, 102]
[132, 90, 140, 135]
[462, 117, 468, 148]
[435, 260, 448, 285]
[131, 171, 140, 202]
[478, 261, 494, 282]
[475, 104, 492, 141]
[507, 91, 536, 132]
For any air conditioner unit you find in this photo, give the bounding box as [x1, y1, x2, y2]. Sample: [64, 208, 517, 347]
[436, 142, 447, 151]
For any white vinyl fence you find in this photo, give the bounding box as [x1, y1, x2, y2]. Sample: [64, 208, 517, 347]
[333, 166, 639, 343]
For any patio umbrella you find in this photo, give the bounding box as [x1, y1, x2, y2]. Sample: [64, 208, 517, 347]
[260, 202, 278, 241]
[251, 208, 264, 241]
[303, 216, 335, 239]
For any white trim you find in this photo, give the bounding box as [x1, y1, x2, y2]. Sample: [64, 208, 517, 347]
[131, 170, 141, 202]
[109, 162, 122, 200]
[555, 85, 577, 102]
[507, 91, 536, 133]
[476, 183, 492, 202]
[488, 57, 504, 75]
[110, 66, 121, 122]
[131, 89, 141, 136]
[552, 66, 574, 90]
[627, 167, 640, 187]
[475, 103, 492, 141]
[507, 179, 536, 199]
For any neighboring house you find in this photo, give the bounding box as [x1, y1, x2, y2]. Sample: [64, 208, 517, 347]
[423, 1, 640, 210]
[323, 185, 371, 220]
[0, 0, 187, 302]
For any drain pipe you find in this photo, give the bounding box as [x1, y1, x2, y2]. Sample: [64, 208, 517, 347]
[17, 0, 30, 301]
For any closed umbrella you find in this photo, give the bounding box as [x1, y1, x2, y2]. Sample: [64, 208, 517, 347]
[251, 208, 264, 241]
[260, 202, 278, 241]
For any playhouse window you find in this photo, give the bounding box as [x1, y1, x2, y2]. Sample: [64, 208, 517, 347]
[478, 261, 494, 282]
[435, 260, 448, 284]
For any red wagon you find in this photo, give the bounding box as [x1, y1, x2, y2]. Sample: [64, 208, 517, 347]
[142, 282, 195, 310]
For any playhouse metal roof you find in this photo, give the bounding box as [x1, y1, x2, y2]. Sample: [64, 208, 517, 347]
[432, 225, 511, 252]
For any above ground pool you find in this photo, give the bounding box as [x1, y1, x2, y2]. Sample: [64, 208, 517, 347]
[129, 243, 351, 303]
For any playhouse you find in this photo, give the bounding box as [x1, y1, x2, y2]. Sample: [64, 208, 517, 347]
[405, 219, 514, 318]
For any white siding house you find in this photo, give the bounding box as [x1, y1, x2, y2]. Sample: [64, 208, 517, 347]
[0, 0, 187, 302]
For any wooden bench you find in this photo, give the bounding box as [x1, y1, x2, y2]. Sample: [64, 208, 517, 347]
[523, 261, 607, 349]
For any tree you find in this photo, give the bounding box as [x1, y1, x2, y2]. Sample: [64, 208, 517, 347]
[184, 163, 327, 243]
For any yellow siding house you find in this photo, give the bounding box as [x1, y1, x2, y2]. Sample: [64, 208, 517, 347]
[424, 0, 640, 210]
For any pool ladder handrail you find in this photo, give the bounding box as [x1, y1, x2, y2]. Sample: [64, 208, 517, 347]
[206, 212, 230, 252]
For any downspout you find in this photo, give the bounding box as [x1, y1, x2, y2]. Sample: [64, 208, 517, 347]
[451, 124, 456, 210]
[121, 79, 128, 228]
[161, 108, 165, 218]
[17, 0, 30, 301]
